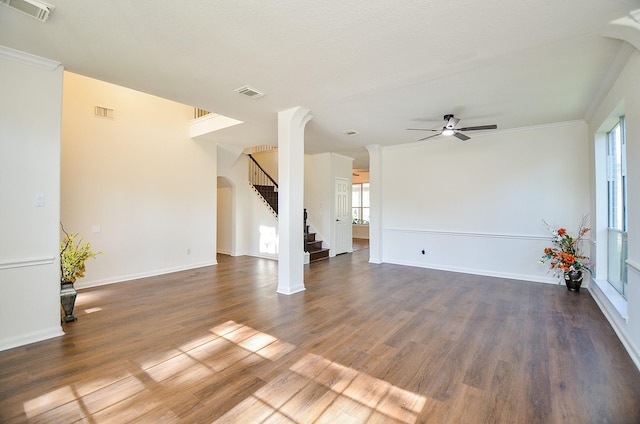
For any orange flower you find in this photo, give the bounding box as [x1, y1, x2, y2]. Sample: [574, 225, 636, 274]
[541, 217, 592, 277]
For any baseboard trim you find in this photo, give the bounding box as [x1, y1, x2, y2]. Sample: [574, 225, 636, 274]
[246, 252, 278, 261]
[276, 285, 306, 295]
[75, 261, 218, 289]
[589, 281, 640, 371]
[0, 326, 64, 352]
[383, 258, 559, 286]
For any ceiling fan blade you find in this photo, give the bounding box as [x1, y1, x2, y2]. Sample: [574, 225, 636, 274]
[458, 124, 497, 131]
[453, 132, 470, 141]
[418, 133, 442, 141]
[406, 128, 439, 132]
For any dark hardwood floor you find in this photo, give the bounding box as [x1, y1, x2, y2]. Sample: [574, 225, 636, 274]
[352, 238, 369, 252]
[1, 248, 639, 423]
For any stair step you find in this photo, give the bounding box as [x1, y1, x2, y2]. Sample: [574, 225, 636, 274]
[307, 240, 323, 251]
[309, 248, 330, 262]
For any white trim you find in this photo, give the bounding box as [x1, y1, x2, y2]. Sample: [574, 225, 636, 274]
[330, 152, 355, 162]
[381, 228, 561, 285]
[75, 261, 218, 289]
[628, 258, 640, 274]
[589, 277, 640, 371]
[0, 45, 61, 70]
[246, 252, 279, 261]
[0, 256, 55, 270]
[276, 285, 305, 295]
[384, 227, 547, 241]
[383, 257, 558, 285]
[0, 326, 64, 352]
[591, 278, 628, 321]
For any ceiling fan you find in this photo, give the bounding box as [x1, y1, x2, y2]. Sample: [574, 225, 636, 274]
[407, 114, 497, 141]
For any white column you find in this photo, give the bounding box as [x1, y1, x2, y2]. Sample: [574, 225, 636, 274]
[366, 144, 383, 264]
[277, 106, 312, 295]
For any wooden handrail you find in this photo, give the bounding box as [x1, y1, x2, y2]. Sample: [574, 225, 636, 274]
[247, 154, 278, 189]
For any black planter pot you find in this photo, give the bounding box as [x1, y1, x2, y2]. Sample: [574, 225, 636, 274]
[564, 270, 583, 292]
[60, 281, 78, 323]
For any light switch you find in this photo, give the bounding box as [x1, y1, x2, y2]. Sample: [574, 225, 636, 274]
[92, 225, 101, 233]
[35, 194, 45, 207]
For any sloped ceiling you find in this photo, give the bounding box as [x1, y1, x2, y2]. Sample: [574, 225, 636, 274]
[0, 1, 637, 167]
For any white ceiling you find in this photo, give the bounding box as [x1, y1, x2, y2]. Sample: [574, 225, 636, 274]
[1, 1, 637, 168]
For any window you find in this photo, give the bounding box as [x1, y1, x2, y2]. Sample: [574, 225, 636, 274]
[352, 183, 370, 224]
[606, 117, 628, 298]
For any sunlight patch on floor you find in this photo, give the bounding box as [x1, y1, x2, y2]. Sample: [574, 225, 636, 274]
[214, 353, 427, 423]
[22, 320, 421, 423]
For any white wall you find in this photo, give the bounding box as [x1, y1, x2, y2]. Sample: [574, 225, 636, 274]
[252, 150, 278, 182]
[305, 153, 332, 249]
[217, 145, 279, 259]
[0, 49, 64, 350]
[305, 153, 353, 256]
[380, 122, 590, 283]
[217, 177, 233, 255]
[587, 48, 640, 368]
[61, 72, 218, 288]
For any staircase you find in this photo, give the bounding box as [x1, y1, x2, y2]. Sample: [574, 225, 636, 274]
[305, 223, 330, 262]
[253, 184, 278, 214]
[248, 154, 329, 262]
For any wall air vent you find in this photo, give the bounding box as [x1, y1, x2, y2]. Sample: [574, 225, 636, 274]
[235, 85, 265, 99]
[94, 106, 115, 119]
[1, 0, 55, 22]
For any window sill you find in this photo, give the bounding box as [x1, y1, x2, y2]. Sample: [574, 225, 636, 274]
[591, 278, 628, 322]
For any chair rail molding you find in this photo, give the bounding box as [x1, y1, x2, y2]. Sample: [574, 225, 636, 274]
[0, 256, 55, 270]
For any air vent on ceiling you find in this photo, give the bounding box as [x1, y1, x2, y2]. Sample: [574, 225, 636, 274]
[235, 85, 265, 99]
[94, 106, 115, 119]
[1, 0, 54, 22]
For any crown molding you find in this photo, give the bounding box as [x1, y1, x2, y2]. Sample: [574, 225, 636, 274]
[0, 45, 60, 70]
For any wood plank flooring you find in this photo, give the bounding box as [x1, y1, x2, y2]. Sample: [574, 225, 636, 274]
[1, 248, 639, 423]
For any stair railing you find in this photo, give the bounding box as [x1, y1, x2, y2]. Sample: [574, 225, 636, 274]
[248, 154, 279, 214]
[248, 155, 310, 253]
[248, 154, 278, 190]
[304, 209, 308, 252]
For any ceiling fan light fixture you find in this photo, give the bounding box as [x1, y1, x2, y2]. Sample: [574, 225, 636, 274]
[442, 128, 455, 136]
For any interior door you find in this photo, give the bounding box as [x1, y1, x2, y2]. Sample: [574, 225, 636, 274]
[334, 177, 350, 255]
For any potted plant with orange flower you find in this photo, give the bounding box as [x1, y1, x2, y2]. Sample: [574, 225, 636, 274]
[540, 216, 592, 292]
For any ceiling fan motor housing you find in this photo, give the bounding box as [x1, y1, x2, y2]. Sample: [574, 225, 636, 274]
[443, 114, 457, 129]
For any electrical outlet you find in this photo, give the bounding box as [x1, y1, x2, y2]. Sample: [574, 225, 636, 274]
[187, 248, 191, 255]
